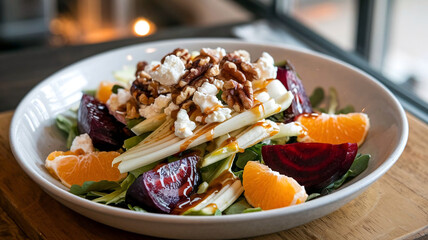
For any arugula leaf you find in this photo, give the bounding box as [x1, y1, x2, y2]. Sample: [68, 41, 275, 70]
[112, 84, 124, 94]
[306, 154, 371, 200]
[129, 161, 160, 178]
[309, 87, 324, 108]
[128, 204, 147, 212]
[82, 89, 96, 97]
[56, 113, 79, 149]
[235, 149, 258, 169]
[92, 174, 137, 205]
[70, 180, 120, 195]
[306, 193, 321, 201]
[337, 105, 355, 114]
[267, 112, 285, 123]
[224, 197, 262, 215]
[216, 90, 225, 104]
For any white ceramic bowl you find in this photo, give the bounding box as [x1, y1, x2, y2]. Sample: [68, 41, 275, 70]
[10, 38, 408, 239]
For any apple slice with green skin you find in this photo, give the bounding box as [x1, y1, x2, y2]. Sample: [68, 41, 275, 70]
[262, 142, 358, 193]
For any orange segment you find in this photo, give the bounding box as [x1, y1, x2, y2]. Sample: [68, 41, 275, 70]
[296, 113, 370, 146]
[95, 81, 115, 104]
[243, 161, 307, 210]
[45, 151, 126, 188]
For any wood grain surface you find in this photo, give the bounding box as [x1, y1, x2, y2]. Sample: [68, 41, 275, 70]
[0, 111, 427, 240]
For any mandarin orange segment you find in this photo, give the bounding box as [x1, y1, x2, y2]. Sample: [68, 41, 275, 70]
[95, 81, 115, 104]
[296, 113, 369, 146]
[243, 161, 307, 210]
[45, 151, 126, 188]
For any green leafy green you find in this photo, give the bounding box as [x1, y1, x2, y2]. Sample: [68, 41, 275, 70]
[267, 112, 285, 123]
[214, 209, 222, 216]
[92, 174, 136, 205]
[224, 197, 262, 215]
[216, 90, 225, 104]
[306, 154, 371, 201]
[112, 84, 124, 94]
[82, 89, 96, 97]
[309, 87, 325, 108]
[235, 143, 266, 170]
[236, 150, 258, 169]
[337, 105, 355, 114]
[126, 118, 145, 129]
[128, 204, 147, 212]
[70, 180, 120, 196]
[306, 193, 321, 201]
[129, 161, 160, 178]
[56, 113, 79, 149]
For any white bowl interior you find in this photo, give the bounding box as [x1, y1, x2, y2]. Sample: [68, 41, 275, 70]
[10, 39, 408, 239]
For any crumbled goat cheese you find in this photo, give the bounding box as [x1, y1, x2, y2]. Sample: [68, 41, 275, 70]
[139, 94, 171, 119]
[193, 82, 222, 114]
[205, 107, 232, 124]
[233, 50, 251, 62]
[255, 91, 270, 103]
[198, 82, 218, 95]
[117, 88, 131, 106]
[164, 102, 179, 116]
[70, 133, 94, 153]
[202, 47, 226, 60]
[256, 52, 277, 80]
[174, 109, 196, 138]
[145, 55, 185, 86]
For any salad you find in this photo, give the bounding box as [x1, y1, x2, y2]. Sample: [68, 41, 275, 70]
[45, 47, 370, 215]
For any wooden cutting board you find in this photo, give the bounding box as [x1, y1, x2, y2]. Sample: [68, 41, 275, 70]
[0, 111, 427, 240]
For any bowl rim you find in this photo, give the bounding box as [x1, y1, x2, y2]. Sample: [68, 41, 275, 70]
[10, 38, 409, 224]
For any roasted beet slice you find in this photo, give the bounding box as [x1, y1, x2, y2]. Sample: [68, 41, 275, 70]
[262, 143, 357, 193]
[125, 156, 201, 213]
[77, 94, 132, 151]
[277, 63, 312, 122]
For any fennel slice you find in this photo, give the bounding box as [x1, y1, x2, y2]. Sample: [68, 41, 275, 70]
[117, 92, 293, 173]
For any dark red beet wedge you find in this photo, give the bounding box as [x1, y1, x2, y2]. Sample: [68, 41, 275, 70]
[125, 156, 201, 213]
[262, 143, 358, 193]
[277, 63, 312, 122]
[77, 94, 132, 151]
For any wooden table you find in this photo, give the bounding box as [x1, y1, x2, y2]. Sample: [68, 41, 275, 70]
[0, 110, 426, 240]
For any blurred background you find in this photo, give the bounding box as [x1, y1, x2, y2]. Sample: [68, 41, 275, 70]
[1, 0, 427, 104]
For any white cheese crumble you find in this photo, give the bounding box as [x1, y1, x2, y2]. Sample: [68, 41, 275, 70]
[70, 133, 94, 154]
[139, 94, 171, 119]
[204, 107, 232, 124]
[193, 82, 221, 114]
[202, 47, 226, 60]
[117, 88, 131, 106]
[233, 50, 251, 62]
[164, 102, 179, 116]
[256, 52, 277, 80]
[144, 55, 185, 86]
[174, 109, 196, 138]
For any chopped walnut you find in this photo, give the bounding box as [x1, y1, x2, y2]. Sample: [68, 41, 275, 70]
[125, 98, 140, 119]
[172, 85, 196, 105]
[222, 79, 254, 112]
[130, 71, 158, 105]
[135, 61, 148, 77]
[218, 54, 259, 82]
[179, 57, 213, 88]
